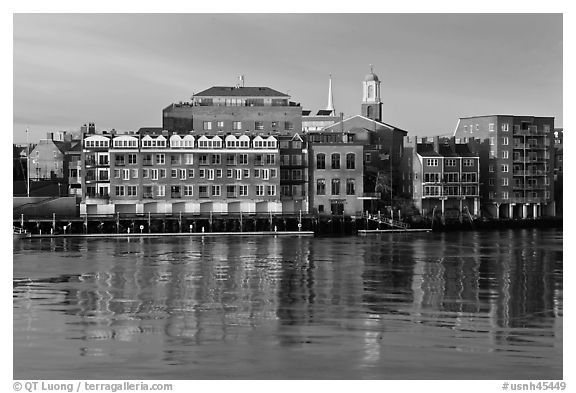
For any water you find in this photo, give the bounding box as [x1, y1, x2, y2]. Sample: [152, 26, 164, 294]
[13, 229, 563, 380]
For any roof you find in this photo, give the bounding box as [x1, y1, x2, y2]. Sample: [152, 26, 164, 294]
[416, 144, 441, 157]
[454, 144, 477, 157]
[137, 127, 164, 135]
[364, 72, 379, 82]
[302, 110, 312, 116]
[438, 144, 459, 157]
[316, 109, 334, 116]
[324, 115, 408, 134]
[194, 86, 289, 97]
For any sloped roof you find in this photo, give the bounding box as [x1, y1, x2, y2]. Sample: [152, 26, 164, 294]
[439, 144, 459, 157]
[194, 86, 289, 97]
[454, 144, 477, 157]
[416, 144, 441, 157]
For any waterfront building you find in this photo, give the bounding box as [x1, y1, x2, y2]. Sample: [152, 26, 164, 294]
[553, 128, 563, 216]
[306, 69, 408, 213]
[28, 132, 70, 180]
[65, 141, 83, 197]
[162, 86, 302, 134]
[278, 133, 309, 214]
[403, 136, 480, 219]
[80, 130, 281, 216]
[454, 115, 556, 218]
[308, 142, 364, 216]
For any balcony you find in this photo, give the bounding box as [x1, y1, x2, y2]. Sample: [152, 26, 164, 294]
[142, 160, 153, 166]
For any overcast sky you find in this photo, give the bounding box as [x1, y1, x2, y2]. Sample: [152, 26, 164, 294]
[13, 13, 563, 143]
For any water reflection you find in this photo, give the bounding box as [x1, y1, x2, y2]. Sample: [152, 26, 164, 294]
[13, 229, 562, 379]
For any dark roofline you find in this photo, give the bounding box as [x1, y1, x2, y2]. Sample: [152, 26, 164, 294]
[194, 86, 290, 97]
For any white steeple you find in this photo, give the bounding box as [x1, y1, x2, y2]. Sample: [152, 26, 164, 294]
[326, 74, 335, 114]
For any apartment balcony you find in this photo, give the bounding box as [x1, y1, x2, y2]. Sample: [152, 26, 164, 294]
[142, 160, 153, 166]
[85, 194, 110, 203]
[507, 197, 549, 204]
[513, 126, 546, 136]
[513, 144, 527, 149]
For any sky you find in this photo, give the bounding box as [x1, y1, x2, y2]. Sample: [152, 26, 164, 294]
[13, 13, 563, 143]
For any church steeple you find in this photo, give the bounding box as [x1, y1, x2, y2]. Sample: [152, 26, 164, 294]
[326, 74, 335, 114]
[361, 65, 382, 121]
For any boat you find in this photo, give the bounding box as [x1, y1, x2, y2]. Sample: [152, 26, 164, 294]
[13, 226, 31, 239]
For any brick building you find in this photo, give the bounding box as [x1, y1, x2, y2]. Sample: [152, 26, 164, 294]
[403, 136, 480, 219]
[454, 115, 555, 218]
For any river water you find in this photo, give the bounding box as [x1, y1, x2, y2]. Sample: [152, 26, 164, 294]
[13, 229, 563, 380]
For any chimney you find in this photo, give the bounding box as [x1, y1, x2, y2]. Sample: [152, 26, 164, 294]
[433, 136, 440, 153]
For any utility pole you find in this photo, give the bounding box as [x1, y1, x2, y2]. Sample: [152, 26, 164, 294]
[26, 128, 30, 197]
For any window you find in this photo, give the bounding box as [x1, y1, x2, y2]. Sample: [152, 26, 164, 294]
[503, 191, 509, 200]
[444, 173, 459, 183]
[226, 185, 236, 198]
[115, 155, 125, 166]
[502, 151, 509, 159]
[364, 153, 372, 162]
[199, 186, 209, 198]
[227, 169, 233, 178]
[199, 169, 205, 178]
[185, 154, 193, 165]
[235, 169, 242, 180]
[216, 169, 222, 178]
[502, 123, 509, 132]
[150, 169, 158, 180]
[122, 169, 130, 180]
[114, 169, 121, 179]
[180, 169, 186, 180]
[171, 155, 181, 165]
[243, 169, 250, 178]
[207, 169, 215, 180]
[424, 173, 440, 183]
[188, 169, 194, 178]
[316, 179, 326, 195]
[262, 169, 269, 180]
[131, 169, 138, 179]
[346, 179, 355, 195]
[501, 164, 509, 173]
[292, 140, 302, 149]
[292, 155, 302, 166]
[157, 185, 165, 197]
[267, 185, 276, 196]
[233, 121, 242, 130]
[127, 186, 137, 197]
[502, 137, 509, 146]
[143, 186, 153, 199]
[445, 159, 457, 167]
[211, 185, 221, 197]
[203, 121, 212, 130]
[217, 121, 224, 128]
[239, 154, 248, 165]
[266, 154, 275, 165]
[285, 121, 294, 131]
[211, 154, 221, 165]
[238, 185, 248, 196]
[292, 169, 302, 180]
[256, 185, 265, 196]
[331, 179, 340, 195]
[489, 165, 494, 173]
[461, 173, 477, 183]
[502, 178, 509, 186]
[184, 185, 193, 196]
[489, 123, 495, 132]
[489, 137, 495, 146]
[346, 153, 356, 169]
[463, 159, 475, 167]
[270, 169, 277, 178]
[426, 159, 439, 167]
[226, 154, 236, 165]
[128, 154, 137, 165]
[156, 154, 165, 165]
[272, 121, 278, 129]
[171, 169, 178, 178]
[255, 121, 264, 130]
[171, 185, 181, 198]
[331, 153, 341, 169]
[199, 155, 208, 165]
[115, 186, 125, 196]
[316, 153, 326, 169]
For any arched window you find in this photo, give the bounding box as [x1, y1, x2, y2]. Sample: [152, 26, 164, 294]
[331, 153, 340, 169]
[346, 153, 355, 169]
[316, 153, 326, 169]
[367, 85, 374, 99]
